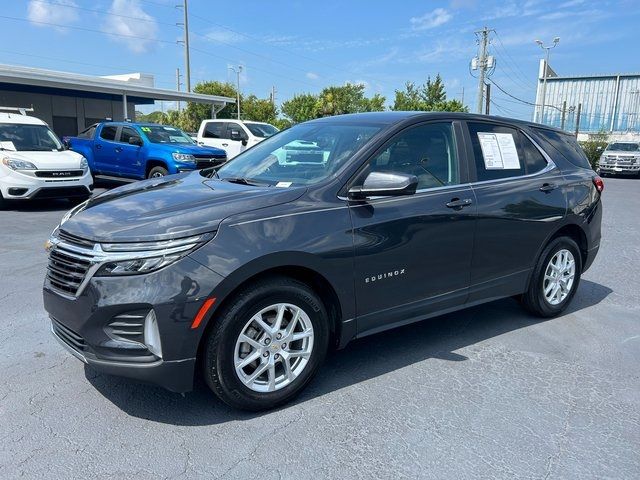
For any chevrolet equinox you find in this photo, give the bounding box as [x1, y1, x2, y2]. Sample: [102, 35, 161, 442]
[43, 112, 603, 411]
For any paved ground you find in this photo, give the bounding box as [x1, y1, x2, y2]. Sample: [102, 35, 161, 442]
[0, 177, 639, 479]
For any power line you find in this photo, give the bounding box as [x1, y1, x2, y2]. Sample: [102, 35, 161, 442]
[493, 32, 533, 87]
[487, 77, 562, 112]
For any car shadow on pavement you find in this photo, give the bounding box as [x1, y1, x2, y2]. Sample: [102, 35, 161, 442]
[85, 279, 612, 425]
[1, 197, 75, 212]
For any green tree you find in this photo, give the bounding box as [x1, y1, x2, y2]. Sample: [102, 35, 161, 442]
[242, 95, 278, 124]
[281, 93, 320, 123]
[316, 83, 385, 117]
[136, 110, 167, 124]
[579, 131, 609, 169]
[392, 74, 467, 112]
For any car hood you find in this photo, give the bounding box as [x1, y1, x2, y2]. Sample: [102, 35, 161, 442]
[4, 150, 84, 169]
[60, 172, 305, 242]
[153, 143, 226, 156]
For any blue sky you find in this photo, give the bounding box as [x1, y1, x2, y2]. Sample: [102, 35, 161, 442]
[2, 0, 639, 119]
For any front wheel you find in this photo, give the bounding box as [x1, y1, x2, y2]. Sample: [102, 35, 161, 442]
[203, 277, 329, 411]
[147, 166, 168, 178]
[521, 237, 582, 317]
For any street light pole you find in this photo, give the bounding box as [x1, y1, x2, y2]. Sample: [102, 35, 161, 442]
[535, 37, 559, 124]
[229, 65, 243, 120]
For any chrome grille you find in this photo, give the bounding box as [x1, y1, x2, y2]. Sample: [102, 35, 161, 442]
[46, 232, 98, 297]
[105, 311, 147, 346]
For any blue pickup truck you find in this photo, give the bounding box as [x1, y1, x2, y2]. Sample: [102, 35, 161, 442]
[65, 122, 227, 179]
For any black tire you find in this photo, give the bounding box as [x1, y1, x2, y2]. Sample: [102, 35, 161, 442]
[521, 236, 582, 317]
[203, 276, 329, 411]
[147, 166, 168, 179]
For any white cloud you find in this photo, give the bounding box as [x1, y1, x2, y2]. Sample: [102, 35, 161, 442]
[410, 8, 452, 31]
[27, 0, 79, 29]
[205, 30, 245, 45]
[306, 72, 319, 80]
[103, 0, 158, 54]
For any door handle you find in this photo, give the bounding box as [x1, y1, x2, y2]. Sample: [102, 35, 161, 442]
[198, 141, 205, 145]
[446, 198, 473, 209]
[95, 144, 102, 149]
[114, 147, 122, 153]
[221, 143, 229, 147]
[539, 183, 557, 193]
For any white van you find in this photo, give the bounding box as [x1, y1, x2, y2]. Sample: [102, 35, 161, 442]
[0, 109, 93, 207]
[197, 119, 279, 159]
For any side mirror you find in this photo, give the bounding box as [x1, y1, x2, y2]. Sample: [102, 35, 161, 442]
[241, 138, 248, 146]
[348, 171, 418, 200]
[62, 139, 71, 150]
[129, 135, 143, 147]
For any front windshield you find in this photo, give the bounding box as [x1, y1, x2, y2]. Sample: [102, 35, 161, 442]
[0, 123, 62, 151]
[141, 125, 195, 144]
[606, 142, 640, 152]
[245, 123, 279, 138]
[214, 122, 383, 186]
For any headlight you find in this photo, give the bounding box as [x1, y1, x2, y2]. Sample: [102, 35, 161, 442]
[80, 157, 89, 173]
[2, 157, 37, 170]
[94, 232, 214, 276]
[172, 153, 196, 163]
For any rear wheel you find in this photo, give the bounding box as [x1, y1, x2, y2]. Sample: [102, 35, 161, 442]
[203, 277, 329, 411]
[521, 237, 582, 317]
[147, 166, 168, 178]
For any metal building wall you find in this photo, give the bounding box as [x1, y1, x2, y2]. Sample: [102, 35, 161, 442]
[536, 74, 640, 134]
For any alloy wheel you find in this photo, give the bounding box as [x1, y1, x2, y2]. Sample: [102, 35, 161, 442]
[542, 248, 575, 305]
[234, 303, 314, 393]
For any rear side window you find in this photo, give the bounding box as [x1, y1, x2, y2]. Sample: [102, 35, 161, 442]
[78, 125, 96, 139]
[533, 128, 592, 170]
[100, 125, 117, 141]
[467, 122, 526, 181]
[519, 134, 548, 174]
[203, 122, 225, 138]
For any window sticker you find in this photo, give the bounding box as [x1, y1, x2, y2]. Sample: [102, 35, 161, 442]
[163, 127, 177, 131]
[140, 127, 151, 132]
[275, 181, 292, 188]
[477, 132, 520, 170]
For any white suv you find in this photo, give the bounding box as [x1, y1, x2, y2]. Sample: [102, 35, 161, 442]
[197, 119, 279, 159]
[0, 110, 92, 207]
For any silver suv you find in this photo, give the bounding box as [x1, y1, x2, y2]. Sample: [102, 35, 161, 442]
[599, 141, 640, 177]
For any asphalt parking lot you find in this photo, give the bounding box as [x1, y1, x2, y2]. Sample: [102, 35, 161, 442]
[1, 177, 639, 479]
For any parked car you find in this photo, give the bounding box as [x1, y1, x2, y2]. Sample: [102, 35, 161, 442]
[66, 122, 227, 180]
[197, 119, 279, 159]
[598, 141, 640, 177]
[0, 109, 92, 207]
[44, 112, 603, 411]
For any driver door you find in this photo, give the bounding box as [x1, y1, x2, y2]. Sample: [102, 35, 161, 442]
[349, 121, 477, 335]
[224, 122, 247, 158]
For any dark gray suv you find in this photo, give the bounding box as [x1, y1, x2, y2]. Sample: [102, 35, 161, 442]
[43, 112, 603, 410]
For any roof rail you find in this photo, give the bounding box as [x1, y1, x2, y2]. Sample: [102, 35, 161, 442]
[0, 106, 34, 115]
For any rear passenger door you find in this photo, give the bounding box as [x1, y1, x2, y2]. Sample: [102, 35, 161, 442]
[93, 124, 119, 175]
[464, 121, 567, 302]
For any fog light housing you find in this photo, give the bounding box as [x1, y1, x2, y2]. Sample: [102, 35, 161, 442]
[144, 310, 163, 359]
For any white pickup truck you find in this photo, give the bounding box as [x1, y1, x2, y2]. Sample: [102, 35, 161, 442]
[196, 119, 279, 159]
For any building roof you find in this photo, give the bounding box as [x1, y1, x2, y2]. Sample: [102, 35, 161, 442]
[0, 64, 234, 106]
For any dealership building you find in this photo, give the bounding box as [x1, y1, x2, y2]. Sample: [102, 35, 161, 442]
[0, 64, 235, 137]
[534, 60, 640, 140]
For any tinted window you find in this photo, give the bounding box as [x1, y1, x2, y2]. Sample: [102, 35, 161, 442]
[533, 128, 592, 169]
[203, 122, 225, 139]
[606, 142, 639, 151]
[519, 134, 548, 174]
[245, 122, 279, 138]
[365, 123, 459, 190]
[100, 125, 117, 141]
[119, 126, 138, 144]
[226, 123, 246, 140]
[467, 122, 525, 181]
[142, 125, 194, 144]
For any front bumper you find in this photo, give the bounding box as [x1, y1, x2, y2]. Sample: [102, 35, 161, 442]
[0, 168, 93, 199]
[598, 165, 640, 175]
[43, 256, 224, 393]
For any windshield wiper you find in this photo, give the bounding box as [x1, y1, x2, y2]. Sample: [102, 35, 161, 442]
[220, 176, 260, 186]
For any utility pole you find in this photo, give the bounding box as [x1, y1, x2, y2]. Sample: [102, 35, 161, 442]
[461, 86, 465, 106]
[270, 86, 277, 106]
[176, 68, 182, 112]
[475, 26, 491, 114]
[560, 100, 566, 130]
[485, 82, 491, 115]
[574, 102, 582, 137]
[177, 0, 191, 92]
[229, 65, 243, 120]
[535, 37, 560, 124]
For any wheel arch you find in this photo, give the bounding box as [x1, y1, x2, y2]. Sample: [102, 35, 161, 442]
[145, 159, 169, 177]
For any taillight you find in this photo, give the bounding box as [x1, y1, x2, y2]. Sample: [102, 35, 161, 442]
[593, 175, 604, 193]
